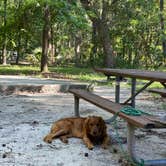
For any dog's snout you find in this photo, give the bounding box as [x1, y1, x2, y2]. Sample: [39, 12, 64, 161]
[93, 131, 97, 135]
[92, 127, 99, 135]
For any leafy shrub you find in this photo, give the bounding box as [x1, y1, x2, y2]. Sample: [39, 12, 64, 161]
[25, 48, 41, 65]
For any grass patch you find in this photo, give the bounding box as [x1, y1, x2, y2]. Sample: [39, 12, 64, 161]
[127, 80, 163, 89]
[0, 65, 106, 82]
[0, 65, 165, 89]
[49, 66, 93, 75]
[49, 66, 106, 82]
[0, 65, 40, 75]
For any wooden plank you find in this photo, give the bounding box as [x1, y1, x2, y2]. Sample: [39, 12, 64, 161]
[149, 89, 166, 97]
[69, 89, 166, 129]
[95, 68, 166, 83]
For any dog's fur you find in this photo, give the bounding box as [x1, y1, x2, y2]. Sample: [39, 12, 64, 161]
[43, 116, 109, 150]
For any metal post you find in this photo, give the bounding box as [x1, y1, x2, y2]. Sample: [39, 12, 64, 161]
[131, 78, 136, 108]
[115, 76, 120, 103]
[127, 122, 137, 162]
[127, 123, 166, 166]
[107, 76, 111, 81]
[74, 96, 80, 117]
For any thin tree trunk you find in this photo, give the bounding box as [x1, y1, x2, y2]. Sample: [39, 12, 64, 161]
[74, 36, 82, 67]
[24, 33, 29, 53]
[2, 40, 7, 65]
[16, 30, 21, 64]
[16, 0, 22, 65]
[90, 21, 97, 66]
[128, 48, 132, 66]
[49, 26, 55, 64]
[2, 0, 7, 65]
[41, 4, 50, 72]
[160, 0, 166, 59]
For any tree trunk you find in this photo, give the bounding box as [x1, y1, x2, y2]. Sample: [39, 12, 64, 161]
[16, 30, 21, 64]
[160, 0, 166, 59]
[49, 26, 55, 64]
[128, 48, 132, 66]
[90, 21, 97, 66]
[95, 19, 114, 67]
[2, 0, 7, 65]
[74, 36, 82, 67]
[41, 4, 50, 73]
[15, 0, 22, 65]
[2, 40, 7, 65]
[101, 27, 114, 68]
[80, 0, 114, 68]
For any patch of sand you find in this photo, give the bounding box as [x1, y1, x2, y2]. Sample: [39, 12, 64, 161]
[0, 77, 165, 166]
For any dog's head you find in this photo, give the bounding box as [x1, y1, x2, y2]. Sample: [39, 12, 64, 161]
[84, 116, 106, 137]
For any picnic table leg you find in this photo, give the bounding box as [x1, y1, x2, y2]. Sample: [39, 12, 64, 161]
[127, 122, 166, 166]
[131, 78, 136, 108]
[127, 122, 137, 162]
[160, 82, 166, 88]
[107, 75, 111, 81]
[74, 95, 80, 117]
[115, 76, 120, 103]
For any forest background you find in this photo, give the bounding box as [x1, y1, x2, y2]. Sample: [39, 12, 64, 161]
[0, 0, 165, 74]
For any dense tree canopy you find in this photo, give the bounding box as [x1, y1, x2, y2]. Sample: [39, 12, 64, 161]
[0, 0, 165, 71]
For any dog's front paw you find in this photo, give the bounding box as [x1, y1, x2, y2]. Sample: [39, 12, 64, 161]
[101, 143, 108, 149]
[43, 135, 52, 144]
[87, 144, 94, 150]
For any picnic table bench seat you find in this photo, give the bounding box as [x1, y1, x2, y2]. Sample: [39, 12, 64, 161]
[149, 89, 166, 97]
[69, 89, 165, 129]
[69, 88, 166, 166]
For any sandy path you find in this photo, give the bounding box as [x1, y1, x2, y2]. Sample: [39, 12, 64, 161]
[0, 76, 165, 166]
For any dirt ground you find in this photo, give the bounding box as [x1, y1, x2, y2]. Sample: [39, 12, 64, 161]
[0, 76, 165, 166]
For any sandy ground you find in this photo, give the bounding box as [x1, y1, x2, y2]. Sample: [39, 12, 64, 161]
[0, 76, 166, 166]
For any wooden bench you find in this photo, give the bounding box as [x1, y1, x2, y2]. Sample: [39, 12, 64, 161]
[69, 89, 166, 166]
[149, 89, 166, 97]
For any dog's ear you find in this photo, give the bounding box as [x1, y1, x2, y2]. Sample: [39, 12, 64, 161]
[84, 117, 90, 126]
[83, 117, 90, 133]
[99, 117, 106, 134]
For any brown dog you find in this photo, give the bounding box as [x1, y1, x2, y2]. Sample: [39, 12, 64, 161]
[43, 116, 110, 150]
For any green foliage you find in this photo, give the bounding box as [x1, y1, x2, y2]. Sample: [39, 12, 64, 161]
[25, 47, 42, 65]
[110, 0, 165, 69]
[49, 66, 106, 82]
[0, 0, 165, 69]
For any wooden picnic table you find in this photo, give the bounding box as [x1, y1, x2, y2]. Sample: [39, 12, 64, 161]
[69, 69, 166, 166]
[95, 68, 166, 107]
[69, 88, 166, 166]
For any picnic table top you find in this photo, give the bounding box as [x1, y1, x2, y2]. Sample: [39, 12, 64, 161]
[95, 68, 166, 83]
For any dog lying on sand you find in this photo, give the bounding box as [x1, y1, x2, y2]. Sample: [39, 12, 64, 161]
[43, 116, 110, 150]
